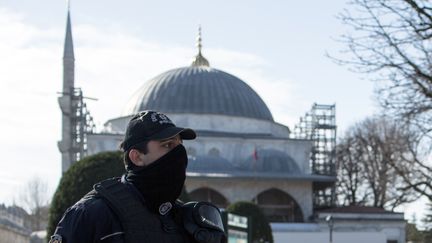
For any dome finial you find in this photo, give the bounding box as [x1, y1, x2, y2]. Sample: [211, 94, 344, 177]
[197, 25, 202, 54]
[191, 25, 210, 67]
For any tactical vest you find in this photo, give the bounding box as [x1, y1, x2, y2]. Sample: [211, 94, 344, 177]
[87, 178, 190, 243]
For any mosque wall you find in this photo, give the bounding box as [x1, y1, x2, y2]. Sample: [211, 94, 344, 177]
[185, 177, 313, 221]
[87, 131, 313, 174]
[102, 116, 130, 134]
[86, 132, 316, 221]
[184, 136, 312, 174]
[86, 133, 123, 155]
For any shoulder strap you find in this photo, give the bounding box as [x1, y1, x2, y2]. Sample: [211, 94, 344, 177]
[94, 178, 151, 242]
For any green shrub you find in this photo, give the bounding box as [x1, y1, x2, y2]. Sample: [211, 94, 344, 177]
[227, 201, 273, 243]
[47, 151, 124, 236]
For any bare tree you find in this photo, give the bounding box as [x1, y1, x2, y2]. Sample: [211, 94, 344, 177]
[334, 0, 432, 136]
[336, 116, 420, 210]
[18, 176, 51, 231]
[336, 135, 369, 206]
[389, 130, 432, 202]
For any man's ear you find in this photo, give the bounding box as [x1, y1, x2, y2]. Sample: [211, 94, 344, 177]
[129, 149, 145, 166]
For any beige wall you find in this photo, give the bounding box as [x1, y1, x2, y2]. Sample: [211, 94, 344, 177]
[186, 177, 313, 221]
[0, 226, 29, 243]
[316, 213, 406, 243]
[273, 232, 387, 243]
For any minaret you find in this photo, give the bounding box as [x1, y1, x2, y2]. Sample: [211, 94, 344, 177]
[58, 8, 75, 173]
[191, 26, 210, 67]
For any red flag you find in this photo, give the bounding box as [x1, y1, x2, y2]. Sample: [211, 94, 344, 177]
[253, 147, 258, 161]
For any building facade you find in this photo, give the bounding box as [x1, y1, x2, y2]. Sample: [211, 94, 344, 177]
[0, 204, 30, 243]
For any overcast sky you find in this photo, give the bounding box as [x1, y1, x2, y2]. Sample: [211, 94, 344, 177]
[0, 0, 426, 221]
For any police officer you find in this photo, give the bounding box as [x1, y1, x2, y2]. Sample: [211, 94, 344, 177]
[50, 111, 226, 243]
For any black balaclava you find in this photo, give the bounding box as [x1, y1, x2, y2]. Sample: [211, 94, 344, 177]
[126, 144, 188, 213]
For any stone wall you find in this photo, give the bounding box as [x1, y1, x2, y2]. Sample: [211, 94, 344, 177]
[316, 212, 406, 243]
[186, 177, 313, 221]
[0, 225, 29, 243]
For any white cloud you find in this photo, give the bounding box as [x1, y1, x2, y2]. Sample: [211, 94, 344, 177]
[0, 8, 63, 204]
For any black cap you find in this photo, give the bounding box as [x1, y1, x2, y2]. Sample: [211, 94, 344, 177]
[121, 110, 196, 151]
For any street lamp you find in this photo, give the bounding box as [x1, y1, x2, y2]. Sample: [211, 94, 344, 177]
[326, 215, 334, 243]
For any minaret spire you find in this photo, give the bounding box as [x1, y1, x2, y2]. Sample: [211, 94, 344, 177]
[191, 25, 210, 67]
[63, 8, 75, 93]
[64, 9, 75, 64]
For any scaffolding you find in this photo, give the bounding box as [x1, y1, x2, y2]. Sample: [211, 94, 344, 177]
[70, 88, 96, 163]
[67, 87, 96, 164]
[293, 103, 336, 208]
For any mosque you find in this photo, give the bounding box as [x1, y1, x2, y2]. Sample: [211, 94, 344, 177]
[57, 9, 406, 243]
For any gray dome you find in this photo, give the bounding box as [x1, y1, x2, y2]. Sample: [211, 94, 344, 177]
[240, 149, 300, 173]
[123, 66, 273, 121]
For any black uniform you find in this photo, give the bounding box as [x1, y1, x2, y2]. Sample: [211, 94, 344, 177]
[51, 176, 192, 243]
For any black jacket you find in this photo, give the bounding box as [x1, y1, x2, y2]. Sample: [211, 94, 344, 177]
[51, 176, 192, 243]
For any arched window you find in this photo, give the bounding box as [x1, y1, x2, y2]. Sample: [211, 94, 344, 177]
[189, 188, 229, 208]
[208, 148, 220, 157]
[254, 188, 303, 222]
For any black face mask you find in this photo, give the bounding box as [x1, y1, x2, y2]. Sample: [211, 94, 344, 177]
[126, 144, 188, 213]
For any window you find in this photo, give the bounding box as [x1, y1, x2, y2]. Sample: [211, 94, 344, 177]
[254, 188, 304, 222]
[187, 147, 196, 156]
[208, 148, 220, 157]
[189, 188, 229, 208]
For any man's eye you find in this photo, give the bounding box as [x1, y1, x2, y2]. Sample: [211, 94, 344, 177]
[163, 143, 172, 148]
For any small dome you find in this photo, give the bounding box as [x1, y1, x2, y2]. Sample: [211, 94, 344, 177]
[122, 66, 274, 121]
[187, 155, 237, 173]
[240, 149, 300, 173]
